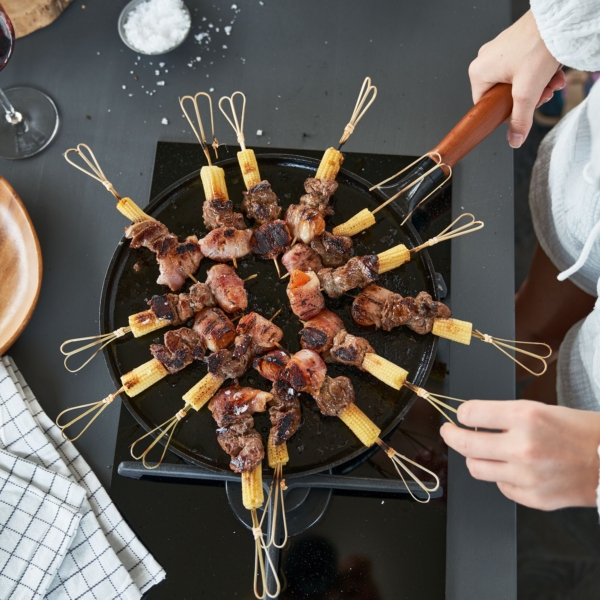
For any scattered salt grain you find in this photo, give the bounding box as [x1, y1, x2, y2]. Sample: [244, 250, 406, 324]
[209, 87, 215, 92]
[159, 62, 166, 67]
[162, 118, 169, 125]
[122, 85, 127, 89]
[222, 44, 228, 49]
[224, 25, 232, 35]
[231, 3, 237, 8]
[196, 56, 201, 61]
[259, 1, 264, 4]
[155, 69, 160, 75]
[195, 32, 210, 43]
[215, 27, 220, 32]
[256, 129, 263, 136]
[128, 93, 133, 97]
[157, 81, 165, 86]
[122, 0, 191, 55]
[208, 23, 214, 28]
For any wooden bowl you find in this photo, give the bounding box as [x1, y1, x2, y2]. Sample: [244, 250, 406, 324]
[0, 176, 42, 354]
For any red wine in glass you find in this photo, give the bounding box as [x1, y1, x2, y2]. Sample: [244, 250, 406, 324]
[0, 3, 59, 159]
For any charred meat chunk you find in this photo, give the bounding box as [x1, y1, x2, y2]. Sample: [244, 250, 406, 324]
[313, 375, 355, 417]
[205, 264, 248, 313]
[299, 309, 345, 360]
[208, 349, 252, 380]
[193, 307, 236, 352]
[125, 220, 169, 249]
[150, 327, 205, 374]
[330, 330, 375, 370]
[317, 255, 379, 298]
[155, 235, 203, 292]
[286, 270, 325, 321]
[147, 292, 193, 325]
[253, 350, 290, 382]
[269, 380, 301, 445]
[310, 231, 353, 268]
[285, 204, 326, 245]
[281, 349, 327, 395]
[198, 227, 252, 263]
[235, 312, 284, 356]
[203, 198, 247, 231]
[381, 291, 452, 334]
[208, 386, 271, 473]
[351, 284, 394, 328]
[250, 220, 291, 259]
[241, 180, 282, 224]
[281, 243, 324, 274]
[188, 282, 216, 311]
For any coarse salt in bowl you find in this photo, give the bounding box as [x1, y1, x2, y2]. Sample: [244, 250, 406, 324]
[119, 0, 191, 55]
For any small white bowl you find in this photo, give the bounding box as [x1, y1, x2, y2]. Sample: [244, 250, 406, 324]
[118, 0, 191, 56]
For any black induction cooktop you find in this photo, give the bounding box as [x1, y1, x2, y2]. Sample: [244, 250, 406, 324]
[109, 141, 452, 599]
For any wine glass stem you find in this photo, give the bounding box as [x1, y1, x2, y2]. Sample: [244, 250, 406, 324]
[0, 86, 22, 124]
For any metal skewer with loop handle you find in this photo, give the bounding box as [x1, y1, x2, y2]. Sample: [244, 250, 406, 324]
[333, 82, 515, 236]
[64, 143, 155, 224]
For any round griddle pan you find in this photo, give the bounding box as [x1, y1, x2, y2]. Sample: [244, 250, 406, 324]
[101, 154, 439, 477]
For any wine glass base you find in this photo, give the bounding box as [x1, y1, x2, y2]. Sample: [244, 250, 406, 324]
[0, 87, 59, 159]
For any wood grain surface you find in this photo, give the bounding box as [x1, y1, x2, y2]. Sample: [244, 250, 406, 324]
[4, 0, 74, 38]
[0, 176, 42, 354]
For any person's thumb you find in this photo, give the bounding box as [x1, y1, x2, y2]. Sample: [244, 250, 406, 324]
[507, 81, 540, 148]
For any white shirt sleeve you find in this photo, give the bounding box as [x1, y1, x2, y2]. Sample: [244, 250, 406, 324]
[530, 0, 600, 71]
[597, 446, 600, 520]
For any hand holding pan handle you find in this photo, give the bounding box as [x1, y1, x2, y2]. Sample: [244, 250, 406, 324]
[429, 82, 514, 168]
[333, 83, 514, 235]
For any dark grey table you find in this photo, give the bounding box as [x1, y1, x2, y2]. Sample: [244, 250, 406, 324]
[2, 1, 515, 598]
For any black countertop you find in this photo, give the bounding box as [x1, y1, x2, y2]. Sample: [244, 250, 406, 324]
[2, 1, 515, 598]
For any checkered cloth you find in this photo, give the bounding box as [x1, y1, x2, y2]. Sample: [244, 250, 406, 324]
[0, 356, 165, 599]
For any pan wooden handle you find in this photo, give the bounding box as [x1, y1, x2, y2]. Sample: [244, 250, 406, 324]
[429, 83, 513, 168]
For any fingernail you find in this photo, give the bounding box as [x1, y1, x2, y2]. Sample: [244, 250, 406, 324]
[508, 133, 524, 148]
[440, 423, 448, 437]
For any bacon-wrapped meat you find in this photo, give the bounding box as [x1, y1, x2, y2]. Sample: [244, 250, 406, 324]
[299, 309, 345, 360]
[234, 312, 284, 357]
[208, 386, 270, 473]
[281, 349, 327, 395]
[317, 255, 379, 298]
[203, 199, 247, 231]
[198, 227, 252, 263]
[148, 282, 216, 325]
[155, 235, 203, 291]
[253, 350, 290, 382]
[310, 231, 353, 268]
[285, 204, 326, 245]
[250, 220, 291, 259]
[205, 264, 248, 313]
[241, 180, 282, 224]
[149, 327, 205, 374]
[125, 221, 203, 292]
[352, 285, 451, 334]
[193, 307, 236, 352]
[281, 243, 323, 274]
[286, 270, 325, 321]
[269, 380, 301, 445]
[313, 375, 354, 417]
[300, 177, 338, 212]
[350, 284, 392, 329]
[330, 330, 374, 370]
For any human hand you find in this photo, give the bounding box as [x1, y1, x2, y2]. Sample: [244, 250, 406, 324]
[468, 10, 565, 148]
[440, 400, 600, 510]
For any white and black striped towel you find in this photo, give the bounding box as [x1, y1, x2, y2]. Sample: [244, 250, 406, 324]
[0, 356, 165, 599]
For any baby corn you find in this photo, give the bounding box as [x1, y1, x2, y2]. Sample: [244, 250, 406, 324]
[332, 208, 376, 237]
[377, 244, 411, 274]
[237, 148, 261, 189]
[315, 147, 344, 182]
[432, 318, 473, 345]
[242, 464, 265, 510]
[362, 353, 408, 390]
[128, 310, 171, 338]
[183, 373, 226, 410]
[267, 434, 289, 468]
[338, 403, 381, 447]
[200, 165, 228, 201]
[116, 197, 154, 223]
[121, 358, 169, 397]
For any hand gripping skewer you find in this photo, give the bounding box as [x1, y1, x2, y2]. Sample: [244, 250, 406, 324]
[333, 83, 515, 235]
[64, 143, 154, 223]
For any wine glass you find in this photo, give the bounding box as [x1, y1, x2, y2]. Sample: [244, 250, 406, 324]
[0, 4, 59, 159]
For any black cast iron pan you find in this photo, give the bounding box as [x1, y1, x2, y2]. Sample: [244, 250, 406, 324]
[101, 154, 439, 478]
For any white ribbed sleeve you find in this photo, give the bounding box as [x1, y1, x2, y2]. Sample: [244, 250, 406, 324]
[530, 0, 600, 71]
